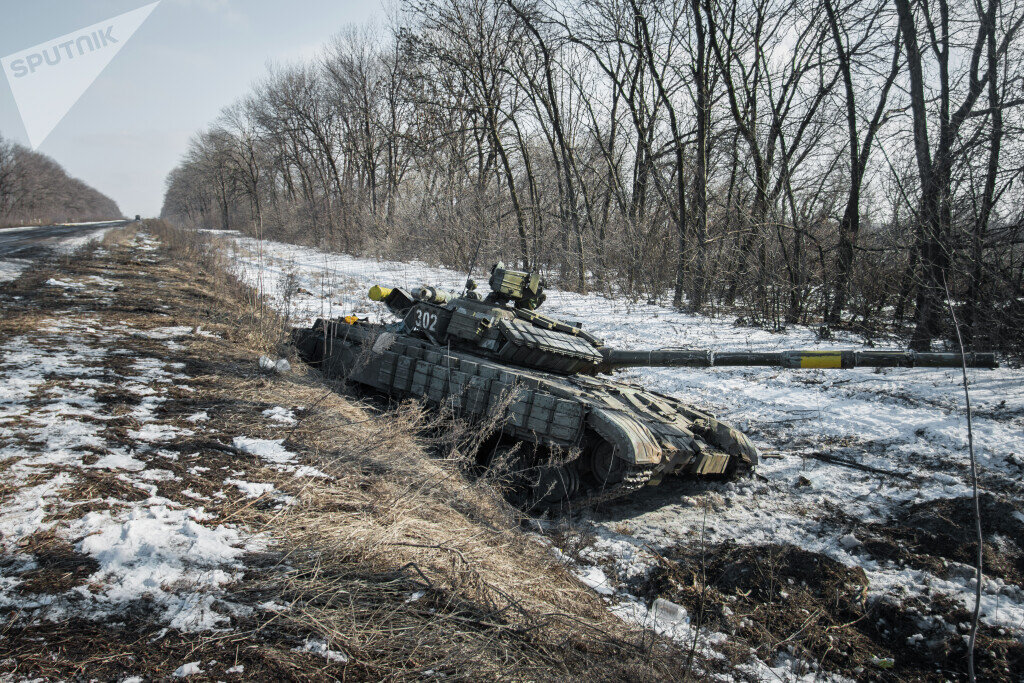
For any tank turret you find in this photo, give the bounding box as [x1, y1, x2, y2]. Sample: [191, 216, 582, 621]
[366, 264, 604, 375]
[292, 264, 998, 508]
[364, 264, 997, 374]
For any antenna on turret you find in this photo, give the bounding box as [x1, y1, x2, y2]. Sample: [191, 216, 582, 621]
[462, 236, 484, 297]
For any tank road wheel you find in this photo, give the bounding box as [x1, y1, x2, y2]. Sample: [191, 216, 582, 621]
[589, 441, 627, 488]
[485, 445, 531, 488]
[531, 465, 580, 506]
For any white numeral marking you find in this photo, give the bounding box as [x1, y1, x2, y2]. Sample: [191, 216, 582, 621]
[413, 310, 437, 333]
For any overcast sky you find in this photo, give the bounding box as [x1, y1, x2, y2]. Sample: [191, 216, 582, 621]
[0, 0, 382, 218]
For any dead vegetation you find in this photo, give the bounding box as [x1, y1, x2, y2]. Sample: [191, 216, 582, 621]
[860, 494, 1024, 587]
[630, 540, 1023, 681]
[0, 221, 689, 680]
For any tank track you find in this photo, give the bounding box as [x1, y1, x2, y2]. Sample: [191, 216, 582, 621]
[569, 463, 656, 508]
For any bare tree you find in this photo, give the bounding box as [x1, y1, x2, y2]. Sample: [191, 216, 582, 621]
[0, 134, 120, 227]
[157, 0, 1024, 356]
[823, 0, 902, 324]
[894, 0, 1024, 349]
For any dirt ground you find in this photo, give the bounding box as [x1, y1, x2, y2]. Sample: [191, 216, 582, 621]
[628, 536, 1021, 680]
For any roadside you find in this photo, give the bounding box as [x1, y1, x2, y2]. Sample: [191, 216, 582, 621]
[0, 224, 685, 680]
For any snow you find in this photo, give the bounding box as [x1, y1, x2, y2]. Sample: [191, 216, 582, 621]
[46, 277, 85, 289]
[129, 423, 192, 443]
[87, 275, 120, 288]
[230, 436, 329, 478]
[56, 225, 117, 253]
[0, 474, 74, 547]
[225, 234, 1024, 672]
[294, 638, 349, 663]
[226, 479, 277, 498]
[59, 220, 124, 227]
[88, 450, 147, 471]
[0, 255, 301, 640]
[132, 326, 196, 340]
[575, 566, 615, 595]
[0, 258, 30, 283]
[74, 505, 252, 628]
[140, 468, 179, 481]
[839, 533, 862, 550]
[172, 661, 204, 677]
[232, 436, 296, 465]
[263, 406, 297, 424]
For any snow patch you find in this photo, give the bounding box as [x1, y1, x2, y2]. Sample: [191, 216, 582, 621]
[575, 566, 615, 596]
[172, 661, 203, 677]
[232, 436, 296, 466]
[0, 473, 74, 547]
[225, 479, 276, 498]
[132, 326, 195, 340]
[294, 638, 349, 663]
[0, 258, 30, 284]
[263, 406, 297, 425]
[74, 505, 253, 629]
[45, 278, 85, 289]
[129, 423, 193, 443]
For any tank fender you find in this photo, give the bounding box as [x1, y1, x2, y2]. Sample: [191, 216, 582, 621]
[586, 407, 662, 466]
[691, 416, 759, 467]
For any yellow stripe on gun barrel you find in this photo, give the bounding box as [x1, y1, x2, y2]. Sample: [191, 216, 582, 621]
[800, 352, 842, 369]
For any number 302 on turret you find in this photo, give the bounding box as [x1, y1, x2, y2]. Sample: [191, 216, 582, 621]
[405, 305, 449, 336]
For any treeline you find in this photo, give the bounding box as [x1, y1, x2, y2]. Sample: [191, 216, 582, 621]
[161, 0, 1024, 353]
[0, 133, 122, 227]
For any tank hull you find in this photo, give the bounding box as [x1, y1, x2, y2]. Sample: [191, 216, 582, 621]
[294, 319, 758, 506]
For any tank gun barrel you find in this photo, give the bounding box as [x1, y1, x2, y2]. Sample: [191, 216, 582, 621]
[600, 348, 999, 370]
[411, 286, 455, 305]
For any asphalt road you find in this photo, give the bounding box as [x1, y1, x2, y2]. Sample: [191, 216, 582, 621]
[0, 220, 133, 257]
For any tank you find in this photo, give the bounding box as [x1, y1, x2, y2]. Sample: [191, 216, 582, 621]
[292, 263, 998, 508]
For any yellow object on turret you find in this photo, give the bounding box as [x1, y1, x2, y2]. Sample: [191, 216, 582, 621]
[369, 285, 393, 302]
